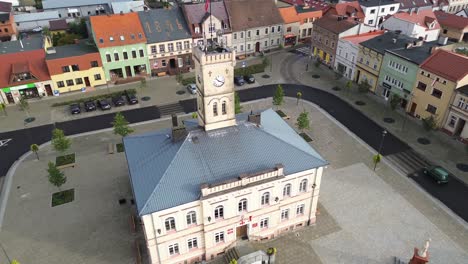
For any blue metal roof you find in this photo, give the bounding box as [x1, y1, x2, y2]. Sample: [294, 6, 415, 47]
[124, 109, 328, 216]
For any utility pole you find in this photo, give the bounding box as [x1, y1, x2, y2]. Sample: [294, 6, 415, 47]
[373, 130, 387, 171]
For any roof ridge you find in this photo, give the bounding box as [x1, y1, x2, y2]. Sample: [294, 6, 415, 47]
[139, 136, 190, 215]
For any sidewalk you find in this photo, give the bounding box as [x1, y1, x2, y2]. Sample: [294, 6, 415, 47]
[283, 53, 468, 185]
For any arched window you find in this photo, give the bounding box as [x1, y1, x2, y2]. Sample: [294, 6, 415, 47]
[261, 192, 270, 205]
[186, 211, 197, 225]
[299, 179, 307, 192]
[283, 184, 292, 197]
[222, 101, 227, 115]
[214, 205, 224, 219]
[164, 217, 176, 231]
[238, 198, 247, 212]
[213, 102, 218, 116]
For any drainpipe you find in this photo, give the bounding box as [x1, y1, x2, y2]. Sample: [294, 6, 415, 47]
[307, 168, 318, 226]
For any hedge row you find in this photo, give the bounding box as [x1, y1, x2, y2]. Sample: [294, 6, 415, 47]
[181, 76, 196, 86]
[51, 88, 137, 107]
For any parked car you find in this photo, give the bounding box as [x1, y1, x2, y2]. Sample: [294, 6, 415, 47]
[97, 99, 111, 110]
[423, 165, 450, 184]
[70, 103, 81, 115]
[124, 90, 138, 104]
[234, 76, 245, 86]
[112, 96, 125, 106]
[187, 84, 197, 94]
[32, 26, 43, 32]
[84, 100, 96, 112]
[244, 74, 255, 84]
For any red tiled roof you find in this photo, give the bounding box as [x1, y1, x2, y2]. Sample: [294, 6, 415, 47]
[0, 49, 50, 88]
[90, 13, 146, 48]
[420, 49, 468, 82]
[391, 10, 440, 30]
[434, 10, 468, 30]
[279, 6, 299, 24]
[328, 1, 365, 19]
[341, 30, 385, 45]
[280, 0, 330, 11]
[314, 14, 358, 34]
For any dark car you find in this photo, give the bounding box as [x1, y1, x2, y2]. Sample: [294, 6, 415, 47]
[244, 74, 255, 84]
[124, 90, 138, 104]
[234, 76, 245, 86]
[70, 103, 81, 115]
[112, 96, 125, 107]
[97, 99, 111, 110]
[423, 166, 450, 184]
[84, 100, 96, 112]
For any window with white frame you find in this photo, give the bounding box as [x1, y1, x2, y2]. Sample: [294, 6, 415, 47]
[214, 205, 224, 219]
[448, 115, 457, 127]
[168, 243, 179, 255]
[296, 204, 305, 215]
[238, 198, 247, 212]
[176, 42, 182, 51]
[151, 45, 157, 54]
[184, 40, 190, 50]
[168, 43, 174, 52]
[213, 102, 218, 116]
[214, 231, 224, 243]
[283, 184, 292, 197]
[186, 211, 196, 225]
[187, 237, 198, 249]
[261, 192, 270, 205]
[281, 209, 289, 220]
[457, 97, 466, 109]
[265, 28, 268, 34]
[159, 44, 165, 53]
[260, 218, 269, 228]
[178, 57, 183, 68]
[222, 101, 226, 115]
[234, 33, 237, 40]
[247, 43, 251, 50]
[299, 179, 307, 192]
[165, 217, 176, 231]
[195, 27, 200, 33]
[271, 26, 275, 33]
[209, 23, 215, 33]
[247, 31, 251, 38]
[240, 45, 244, 51]
[240, 32, 244, 38]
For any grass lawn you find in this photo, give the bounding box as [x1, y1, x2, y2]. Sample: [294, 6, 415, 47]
[116, 143, 125, 153]
[276, 110, 286, 118]
[299, 132, 313, 142]
[52, 189, 75, 207]
[56, 153, 75, 167]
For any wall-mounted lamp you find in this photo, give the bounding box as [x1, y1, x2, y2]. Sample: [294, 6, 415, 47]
[274, 197, 279, 202]
[157, 229, 161, 234]
[312, 183, 317, 189]
[208, 216, 212, 222]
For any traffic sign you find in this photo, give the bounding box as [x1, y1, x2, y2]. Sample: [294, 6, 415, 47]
[242, 61, 246, 68]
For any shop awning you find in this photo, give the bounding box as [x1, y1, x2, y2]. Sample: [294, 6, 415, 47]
[284, 34, 296, 38]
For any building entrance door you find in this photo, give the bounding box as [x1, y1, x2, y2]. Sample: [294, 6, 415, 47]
[84, 77, 90, 87]
[454, 119, 466, 137]
[236, 225, 248, 239]
[125, 66, 132, 78]
[409, 102, 417, 116]
[255, 42, 260, 52]
[45, 84, 53, 96]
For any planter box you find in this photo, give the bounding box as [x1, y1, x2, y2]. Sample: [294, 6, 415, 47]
[56, 153, 76, 169]
[276, 110, 290, 120]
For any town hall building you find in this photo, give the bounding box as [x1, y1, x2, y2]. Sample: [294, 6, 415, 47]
[124, 42, 328, 264]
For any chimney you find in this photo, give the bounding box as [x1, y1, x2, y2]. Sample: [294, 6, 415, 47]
[248, 111, 261, 126]
[171, 114, 187, 142]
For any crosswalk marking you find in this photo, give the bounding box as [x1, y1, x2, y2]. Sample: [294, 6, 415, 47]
[386, 149, 431, 175]
[295, 47, 310, 56]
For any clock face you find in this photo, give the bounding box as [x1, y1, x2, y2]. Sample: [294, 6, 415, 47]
[213, 75, 225, 87]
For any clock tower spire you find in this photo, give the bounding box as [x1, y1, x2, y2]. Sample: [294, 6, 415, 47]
[192, 45, 237, 131]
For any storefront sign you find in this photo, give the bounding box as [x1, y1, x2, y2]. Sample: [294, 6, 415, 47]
[81, 87, 86, 93]
[53, 90, 60, 96]
[1, 83, 36, 93]
[382, 82, 392, 89]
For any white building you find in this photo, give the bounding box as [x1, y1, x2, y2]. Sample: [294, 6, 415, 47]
[359, 0, 401, 27]
[123, 45, 328, 264]
[335, 30, 385, 80]
[446, 0, 468, 13]
[382, 9, 440, 41]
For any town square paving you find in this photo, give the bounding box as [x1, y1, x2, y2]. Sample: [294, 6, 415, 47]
[0, 98, 466, 263]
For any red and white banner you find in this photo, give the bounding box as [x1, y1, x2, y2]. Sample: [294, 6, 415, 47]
[205, 0, 210, 12]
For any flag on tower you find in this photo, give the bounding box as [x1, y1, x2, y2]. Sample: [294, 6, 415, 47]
[205, 0, 210, 12]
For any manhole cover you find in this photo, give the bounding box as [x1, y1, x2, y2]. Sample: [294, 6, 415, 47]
[456, 163, 468, 172]
[383, 117, 395, 123]
[312, 74, 320, 79]
[355, 101, 366, 106]
[332, 86, 341, 91]
[262, 74, 270, 79]
[141, 96, 151, 101]
[417, 137, 431, 145]
[24, 117, 36, 123]
[176, 90, 186, 95]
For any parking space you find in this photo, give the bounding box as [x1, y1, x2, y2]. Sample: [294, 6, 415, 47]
[51, 101, 141, 123]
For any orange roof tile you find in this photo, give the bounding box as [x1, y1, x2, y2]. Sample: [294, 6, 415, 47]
[391, 10, 440, 30]
[329, 1, 365, 19]
[420, 50, 468, 82]
[434, 11, 468, 30]
[341, 30, 386, 45]
[0, 49, 50, 88]
[90, 12, 146, 48]
[279, 6, 299, 24]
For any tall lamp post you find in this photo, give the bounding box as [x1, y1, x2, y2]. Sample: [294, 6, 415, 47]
[374, 129, 387, 171]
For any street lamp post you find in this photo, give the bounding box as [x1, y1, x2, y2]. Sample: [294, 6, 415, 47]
[374, 130, 387, 171]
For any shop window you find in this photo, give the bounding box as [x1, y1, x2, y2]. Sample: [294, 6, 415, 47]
[94, 74, 101, 80]
[75, 78, 83, 85]
[66, 79, 74, 86]
[57, 81, 65, 88]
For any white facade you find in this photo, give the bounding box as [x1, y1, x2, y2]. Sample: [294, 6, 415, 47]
[231, 24, 284, 56]
[447, 0, 468, 13]
[382, 15, 440, 41]
[141, 165, 324, 264]
[193, 14, 232, 50]
[361, 3, 401, 27]
[334, 38, 359, 80]
[443, 91, 468, 140]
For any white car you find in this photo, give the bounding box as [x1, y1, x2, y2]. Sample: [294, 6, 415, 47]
[32, 26, 43, 32]
[186, 84, 197, 94]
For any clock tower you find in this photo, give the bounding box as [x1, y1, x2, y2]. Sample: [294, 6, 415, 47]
[193, 45, 237, 131]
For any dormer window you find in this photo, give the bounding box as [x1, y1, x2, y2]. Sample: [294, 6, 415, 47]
[138, 33, 142, 39]
[99, 38, 104, 43]
[120, 35, 125, 41]
[195, 26, 200, 34]
[109, 37, 114, 42]
[131, 34, 135, 39]
[223, 21, 228, 29]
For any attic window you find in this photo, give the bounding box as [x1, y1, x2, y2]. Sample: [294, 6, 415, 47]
[109, 37, 114, 42]
[195, 26, 200, 33]
[131, 34, 135, 39]
[99, 38, 104, 43]
[138, 33, 142, 39]
[120, 35, 125, 41]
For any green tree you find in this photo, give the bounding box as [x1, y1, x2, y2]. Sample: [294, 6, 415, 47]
[191, 112, 198, 119]
[51, 128, 71, 153]
[296, 91, 302, 105]
[373, 154, 382, 171]
[345, 80, 352, 93]
[11, 260, 21, 264]
[273, 84, 284, 109]
[57, 33, 82, 46]
[34, 0, 43, 9]
[176, 73, 184, 84]
[296, 110, 310, 132]
[47, 162, 66, 190]
[112, 112, 134, 142]
[18, 96, 30, 117]
[0, 103, 6, 116]
[314, 58, 321, 68]
[30, 144, 39, 160]
[422, 115, 437, 131]
[140, 78, 147, 90]
[235, 92, 242, 114]
[358, 79, 371, 93]
[389, 94, 401, 110]
[262, 56, 270, 68]
[42, 26, 50, 37]
[69, 19, 88, 38]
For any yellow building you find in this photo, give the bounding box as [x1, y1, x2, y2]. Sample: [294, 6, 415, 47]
[409, 50, 468, 127]
[48, 19, 69, 37]
[46, 41, 106, 94]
